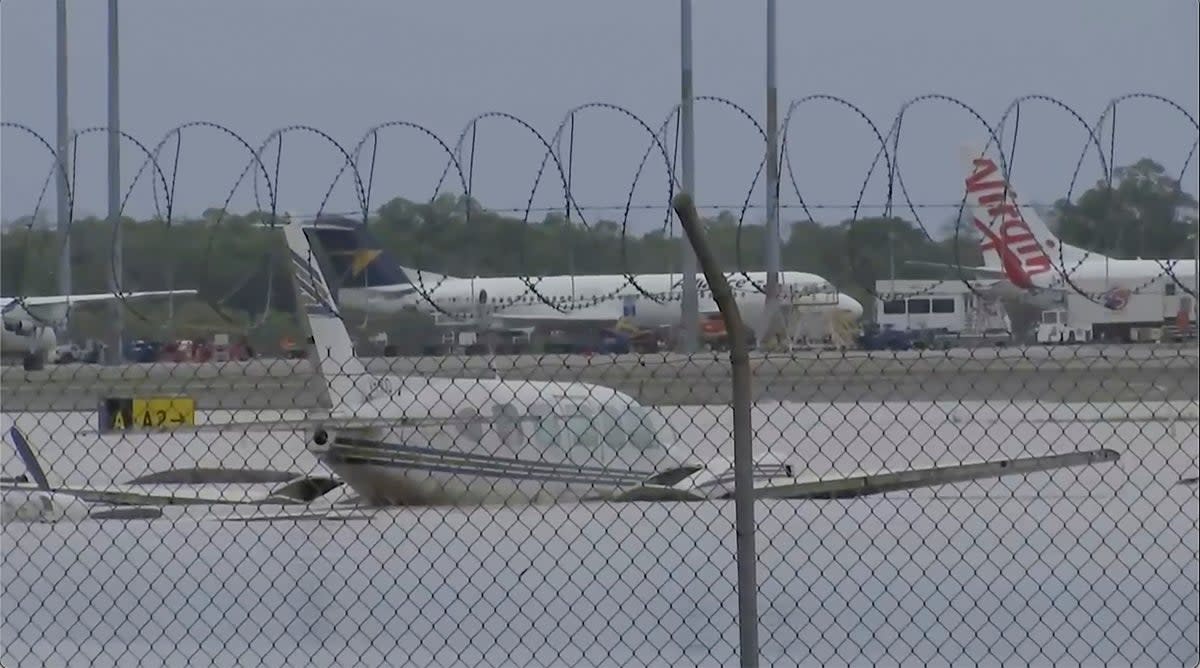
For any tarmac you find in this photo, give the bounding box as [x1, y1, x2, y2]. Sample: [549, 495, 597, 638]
[2, 344, 1196, 412]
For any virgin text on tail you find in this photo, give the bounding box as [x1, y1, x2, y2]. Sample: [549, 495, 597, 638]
[965, 157, 1055, 288]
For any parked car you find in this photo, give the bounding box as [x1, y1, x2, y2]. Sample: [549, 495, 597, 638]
[857, 323, 913, 351]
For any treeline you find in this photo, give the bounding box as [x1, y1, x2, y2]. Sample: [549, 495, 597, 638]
[2, 157, 1195, 344]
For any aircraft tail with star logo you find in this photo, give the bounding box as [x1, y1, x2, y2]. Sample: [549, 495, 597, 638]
[302, 216, 456, 290]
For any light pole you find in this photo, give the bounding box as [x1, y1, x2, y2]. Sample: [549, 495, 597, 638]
[108, 0, 123, 363]
[55, 0, 71, 331]
[764, 0, 781, 349]
[678, 0, 699, 353]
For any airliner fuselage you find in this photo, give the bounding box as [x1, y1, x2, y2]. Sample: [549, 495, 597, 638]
[337, 270, 864, 330]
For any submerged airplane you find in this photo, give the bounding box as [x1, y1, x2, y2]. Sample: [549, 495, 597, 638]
[250, 215, 1119, 509]
[2, 290, 198, 369]
[298, 216, 864, 334]
[914, 147, 1197, 308]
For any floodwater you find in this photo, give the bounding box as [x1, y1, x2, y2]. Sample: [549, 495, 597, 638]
[2, 400, 1198, 667]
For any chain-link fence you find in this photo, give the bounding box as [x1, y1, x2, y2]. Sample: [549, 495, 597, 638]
[3, 334, 1197, 666]
[3, 94, 1200, 666]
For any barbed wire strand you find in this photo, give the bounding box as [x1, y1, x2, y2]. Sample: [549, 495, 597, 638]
[3, 94, 1198, 324]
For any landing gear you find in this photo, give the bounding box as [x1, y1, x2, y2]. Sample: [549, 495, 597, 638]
[22, 350, 45, 371]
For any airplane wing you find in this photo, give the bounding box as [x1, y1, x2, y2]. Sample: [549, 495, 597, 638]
[203, 502, 377, 523]
[491, 313, 638, 330]
[902, 257, 1080, 293]
[1, 487, 366, 524]
[4, 476, 343, 506]
[489, 306, 724, 331]
[80, 413, 490, 438]
[432, 313, 618, 329]
[748, 449, 1118, 499]
[612, 448, 1119, 502]
[1, 425, 346, 524]
[966, 403, 1199, 426]
[2, 489, 168, 523]
[12, 289, 198, 308]
[903, 260, 1009, 279]
[900, 260, 1070, 303]
[497, 306, 724, 321]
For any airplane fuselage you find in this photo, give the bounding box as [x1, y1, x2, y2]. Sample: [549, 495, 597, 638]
[306, 374, 787, 506]
[981, 258, 1197, 313]
[336, 270, 862, 330]
[1019, 256, 1197, 314]
[1038, 256, 1196, 285]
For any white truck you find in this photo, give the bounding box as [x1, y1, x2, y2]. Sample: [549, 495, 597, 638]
[1035, 309, 1093, 344]
[1036, 276, 1196, 344]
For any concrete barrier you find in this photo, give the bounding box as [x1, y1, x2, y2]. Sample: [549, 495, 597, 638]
[2, 346, 1196, 413]
[3, 344, 1196, 387]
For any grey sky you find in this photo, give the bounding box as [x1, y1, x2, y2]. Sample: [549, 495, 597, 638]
[2, 1, 1197, 235]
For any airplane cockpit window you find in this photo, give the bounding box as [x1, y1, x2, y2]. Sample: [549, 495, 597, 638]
[623, 405, 672, 451]
[566, 414, 601, 448]
[532, 399, 670, 453]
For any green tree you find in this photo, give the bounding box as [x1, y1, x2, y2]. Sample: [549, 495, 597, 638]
[4, 156, 1188, 342]
[1054, 158, 1197, 258]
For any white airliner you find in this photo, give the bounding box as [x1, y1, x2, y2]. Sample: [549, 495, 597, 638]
[2, 290, 197, 369]
[241, 216, 1117, 509]
[916, 147, 1197, 309]
[298, 216, 864, 334]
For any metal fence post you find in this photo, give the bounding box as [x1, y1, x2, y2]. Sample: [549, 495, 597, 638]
[672, 192, 759, 668]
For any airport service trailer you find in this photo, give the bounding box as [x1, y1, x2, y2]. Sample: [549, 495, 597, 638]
[1040, 273, 1196, 343]
[874, 279, 1010, 335]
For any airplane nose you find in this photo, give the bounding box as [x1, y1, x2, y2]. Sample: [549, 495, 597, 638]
[840, 293, 864, 318]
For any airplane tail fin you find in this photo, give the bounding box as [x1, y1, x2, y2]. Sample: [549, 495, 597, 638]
[278, 215, 369, 413]
[960, 145, 1102, 264]
[304, 216, 458, 288]
[302, 217, 411, 288]
[8, 426, 51, 492]
[958, 145, 1082, 287]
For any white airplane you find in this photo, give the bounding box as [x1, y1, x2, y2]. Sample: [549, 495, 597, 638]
[2, 290, 198, 369]
[0, 424, 348, 524]
[228, 215, 1120, 509]
[297, 216, 864, 334]
[913, 147, 1197, 308]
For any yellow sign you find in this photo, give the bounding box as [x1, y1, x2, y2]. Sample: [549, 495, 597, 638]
[133, 397, 195, 429]
[100, 396, 195, 432]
